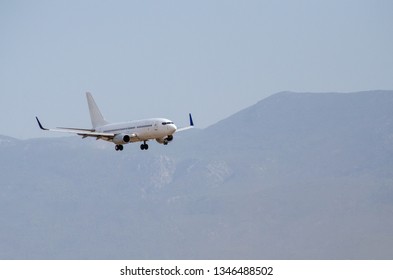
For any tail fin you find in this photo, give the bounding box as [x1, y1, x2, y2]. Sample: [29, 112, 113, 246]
[86, 92, 108, 128]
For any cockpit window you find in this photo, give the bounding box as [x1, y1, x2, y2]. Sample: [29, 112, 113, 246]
[162, 122, 174, 125]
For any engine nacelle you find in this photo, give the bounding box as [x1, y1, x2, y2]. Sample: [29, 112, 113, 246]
[113, 134, 131, 145]
[155, 135, 174, 145]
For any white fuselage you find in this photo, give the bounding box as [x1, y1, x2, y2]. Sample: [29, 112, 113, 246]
[96, 118, 177, 142]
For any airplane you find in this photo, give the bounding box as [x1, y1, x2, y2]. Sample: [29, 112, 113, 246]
[36, 92, 194, 151]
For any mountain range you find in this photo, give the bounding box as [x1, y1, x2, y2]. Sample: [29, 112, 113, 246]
[1, 90, 393, 259]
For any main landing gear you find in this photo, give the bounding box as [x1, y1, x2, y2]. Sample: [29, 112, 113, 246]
[114, 142, 149, 151]
[140, 141, 149, 150]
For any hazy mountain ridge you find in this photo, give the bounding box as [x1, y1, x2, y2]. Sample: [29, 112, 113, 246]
[1, 90, 393, 259]
[207, 91, 393, 177]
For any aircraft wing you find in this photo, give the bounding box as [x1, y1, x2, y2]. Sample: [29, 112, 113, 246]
[35, 117, 115, 139]
[176, 113, 194, 132]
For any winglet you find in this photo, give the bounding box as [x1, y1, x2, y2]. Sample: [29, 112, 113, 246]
[35, 117, 48, 130]
[175, 113, 195, 132]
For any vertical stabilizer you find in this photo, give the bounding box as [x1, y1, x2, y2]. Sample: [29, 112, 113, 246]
[86, 92, 108, 128]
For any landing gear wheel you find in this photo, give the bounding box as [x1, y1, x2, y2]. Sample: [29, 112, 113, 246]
[140, 142, 149, 150]
[115, 144, 124, 151]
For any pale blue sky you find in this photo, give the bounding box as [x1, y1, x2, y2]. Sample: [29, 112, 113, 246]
[1, 0, 392, 139]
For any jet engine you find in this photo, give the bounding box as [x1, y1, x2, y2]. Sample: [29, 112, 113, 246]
[156, 135, 173, 145]
[113, 134, 131, 144]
